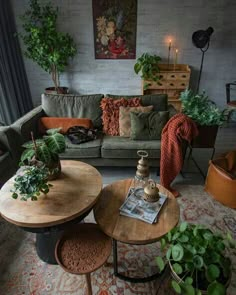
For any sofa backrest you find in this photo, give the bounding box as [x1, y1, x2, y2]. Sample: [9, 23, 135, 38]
[106, 94, 168, 111]
[42, 94, 104, 128]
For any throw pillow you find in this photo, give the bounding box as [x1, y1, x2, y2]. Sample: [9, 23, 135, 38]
[39, 117, 93, 134]
[101, 97, 141, 136]
[130, 111, 169, 140]
[119, 105, 154, 137]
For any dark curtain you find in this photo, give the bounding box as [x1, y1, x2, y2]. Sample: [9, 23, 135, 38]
[0, 0, 33, 125]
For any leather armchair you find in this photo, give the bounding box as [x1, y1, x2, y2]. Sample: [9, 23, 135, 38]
[205, 150, 236, 208]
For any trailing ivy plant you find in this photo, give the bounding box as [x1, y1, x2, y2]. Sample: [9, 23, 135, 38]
[134, 53, 162, 90]
[180, 89, 225, 126]
[21, 128, 66, 166]
[156, 222, 235, 295]
[19, 0, 77, 91]
[11, 165, 52, 201]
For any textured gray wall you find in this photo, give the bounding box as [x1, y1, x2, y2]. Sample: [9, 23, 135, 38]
[12, 0, 236, 107]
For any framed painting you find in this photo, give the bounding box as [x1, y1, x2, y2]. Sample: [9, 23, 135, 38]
[92, 0, 137, 59]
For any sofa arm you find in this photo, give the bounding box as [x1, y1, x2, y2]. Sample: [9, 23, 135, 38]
[11, 106, 44, 143]
[0, 126, 19, 167]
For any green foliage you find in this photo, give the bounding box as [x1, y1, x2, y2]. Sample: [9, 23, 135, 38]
[180, 89, 225, 126]
[19, 0, 77, 89]
[156, 222, 235, 295]
[134, 53, 162, 89]
[21, 128, 66, 166]
[11, 165, 52, 201]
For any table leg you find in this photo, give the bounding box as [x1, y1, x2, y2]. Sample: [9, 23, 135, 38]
[85, 273, 92, 295]
[112, 239, 165, 283]
[36, 230, 63, 264]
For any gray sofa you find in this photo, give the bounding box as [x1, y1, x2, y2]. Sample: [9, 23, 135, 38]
[11, 93, 176, 168]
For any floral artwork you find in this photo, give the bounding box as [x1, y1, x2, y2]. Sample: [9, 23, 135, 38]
[92, 0, 137, 59]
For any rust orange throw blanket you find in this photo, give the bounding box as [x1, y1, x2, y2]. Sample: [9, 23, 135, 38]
[160, 113, 199, 197]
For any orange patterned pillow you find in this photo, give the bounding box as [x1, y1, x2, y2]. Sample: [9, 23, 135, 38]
[119, 105, 154, 137]
[101, 98, 141, 136]
[39, 117, 93, 134]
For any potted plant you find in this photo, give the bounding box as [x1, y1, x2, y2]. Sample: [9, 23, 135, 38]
[20, 128, 66, 179]
[156, 222, 235, 295]
[180, 89, 225, 148]
[19, 0, 77, 94]
[134, 53, 162, 90]
[11, 165, 52, 201]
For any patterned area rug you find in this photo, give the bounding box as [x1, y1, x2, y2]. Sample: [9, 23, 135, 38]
[0, 185, 235, 295]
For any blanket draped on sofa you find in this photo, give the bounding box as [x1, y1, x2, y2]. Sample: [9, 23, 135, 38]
[160, 113, 199, 197]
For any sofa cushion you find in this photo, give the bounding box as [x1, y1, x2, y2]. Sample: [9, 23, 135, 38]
[60, 137, 102, 158]
[106, 94, 167, 111]
[39, 117, 93, 134]
[101, 97, 141, 136]
[130, 111, 169, 140]
[41, 94, 104, 128]
[119, 105, 153, 137]
[101, 135, 161, 159]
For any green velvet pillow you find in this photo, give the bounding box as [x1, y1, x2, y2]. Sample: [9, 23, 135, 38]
[130, 111, 169, 140]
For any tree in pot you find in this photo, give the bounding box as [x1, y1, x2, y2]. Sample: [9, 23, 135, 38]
[179, 89, 225, 149]
[156, 222, 235, 295]
[20, 128, 66, 179]
[19, 0, 77, 94]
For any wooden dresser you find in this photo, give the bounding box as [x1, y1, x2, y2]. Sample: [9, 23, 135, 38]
[142, 64, 191, 111]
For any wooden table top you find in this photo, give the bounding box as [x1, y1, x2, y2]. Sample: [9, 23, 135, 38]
[0, 161, 102, 228]
[94, 179, 180, 245]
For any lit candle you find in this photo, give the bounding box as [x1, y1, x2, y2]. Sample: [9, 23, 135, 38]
[167, 39, 172, 68]
[174, 49, 178, 70]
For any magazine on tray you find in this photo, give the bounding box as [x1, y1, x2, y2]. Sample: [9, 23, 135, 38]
[119, 187, 167, 224]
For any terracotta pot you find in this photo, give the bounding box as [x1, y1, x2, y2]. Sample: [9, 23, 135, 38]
[192, 125, 218, 148]
[45, 87, 69, 95]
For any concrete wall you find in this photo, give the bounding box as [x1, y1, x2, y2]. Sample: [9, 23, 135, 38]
[12, 0, 236, 107]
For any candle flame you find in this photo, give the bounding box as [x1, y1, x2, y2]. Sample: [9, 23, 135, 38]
[176, 49, 178, 53]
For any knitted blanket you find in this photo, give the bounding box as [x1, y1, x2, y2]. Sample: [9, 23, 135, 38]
[160, 113, 199, 197]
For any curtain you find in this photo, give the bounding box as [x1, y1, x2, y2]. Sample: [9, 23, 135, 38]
[0, 0, 33, 125]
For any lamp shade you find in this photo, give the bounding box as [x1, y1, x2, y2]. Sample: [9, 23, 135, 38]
[192, 27, 214, 49]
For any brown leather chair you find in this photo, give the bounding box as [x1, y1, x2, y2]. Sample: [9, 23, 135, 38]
[205, 150, 236, 209]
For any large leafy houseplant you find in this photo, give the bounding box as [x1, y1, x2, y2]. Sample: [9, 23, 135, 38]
[19, 0, 77, 93]
[134, 53, 162, 90]
[11, 165, 52, 201]
[180, 89, 224, 126]
[21, 128, 66, 178]
[156, 222, 235, 295]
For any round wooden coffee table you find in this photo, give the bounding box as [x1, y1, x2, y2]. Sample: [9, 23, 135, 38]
[94, 178, 180, 283]
[0, 160, 102, 264]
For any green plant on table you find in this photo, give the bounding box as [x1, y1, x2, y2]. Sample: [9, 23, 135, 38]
[134, 53, 162, 90]
[180, 89, 224, 126]
[21, 128, 66, 167]
[19, 0, 77, 92]
[11, 165, 52, 201]
[156, 222, 235, 295]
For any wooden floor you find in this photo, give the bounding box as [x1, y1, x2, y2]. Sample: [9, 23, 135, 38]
[98, 122, 236, 186]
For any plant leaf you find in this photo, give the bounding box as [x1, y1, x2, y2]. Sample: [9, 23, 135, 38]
[44, 132, 65, 154]
[193, 255, 204, 269]
[172, 244, 184, 261]
[185, 277, 193, 285]
[172, 263, 183, 275]
[20, 149, 35, 163]
[180, 283, 195, 295]
[206, 264, 220, 282]
[180, 222, 188, 232]
[207, 281, 226, 295]
[171, 280, 181, 294]
[156, 257, 165, 272]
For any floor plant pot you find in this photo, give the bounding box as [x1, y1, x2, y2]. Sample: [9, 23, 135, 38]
[191, 125, 219, 148]
[45, 87, 69, 95]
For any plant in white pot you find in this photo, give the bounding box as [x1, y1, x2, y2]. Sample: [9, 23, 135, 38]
[156, 222, 235, 295]
[19, 0, 77, 94]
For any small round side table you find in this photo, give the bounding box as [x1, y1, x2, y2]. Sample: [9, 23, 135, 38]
[55, 223, 112, 295]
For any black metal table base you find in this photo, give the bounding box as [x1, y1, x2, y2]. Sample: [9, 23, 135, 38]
[112, 239, 164, 283]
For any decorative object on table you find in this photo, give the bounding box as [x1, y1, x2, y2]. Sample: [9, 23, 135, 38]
[160, 113, 199, 198]
[141, 64, 191, 111]
[192, 27, 214, 92]
[173, 48, 178, 71]
[134, 150, 150, 190]
[143, 180, 160, 202]
[224, 81, 236, 122]
[92, 0, 137, 59]
[156, 222, 235, 295]
[55, 223, 112, 295]
[20, 128, 66, 180]
[180, 88, 224, 150]
[18, 0, 77, 94]
[134, 53, 162, 90]
[167, 39, 172, 69]
[11, 165, 52, 201]
[119, 187, 167, 224]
